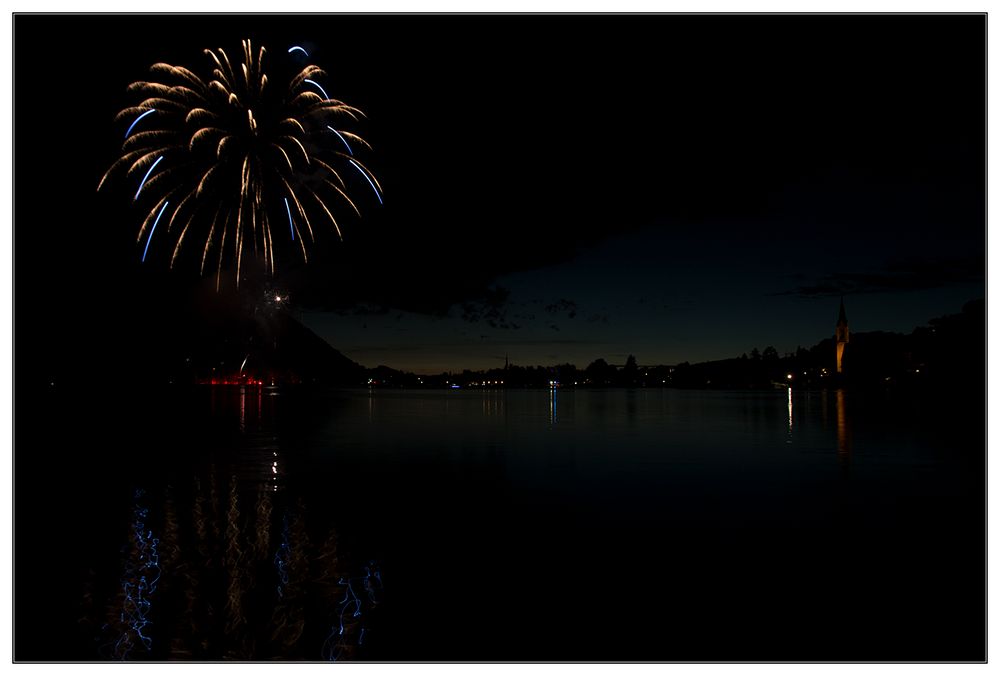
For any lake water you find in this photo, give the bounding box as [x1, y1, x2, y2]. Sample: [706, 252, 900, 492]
[15, 385, 985, 661]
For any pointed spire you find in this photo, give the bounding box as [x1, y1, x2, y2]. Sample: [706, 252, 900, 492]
[838, 297, 848, 325]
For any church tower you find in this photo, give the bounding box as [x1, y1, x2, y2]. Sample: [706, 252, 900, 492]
[835, 298, 849, 374]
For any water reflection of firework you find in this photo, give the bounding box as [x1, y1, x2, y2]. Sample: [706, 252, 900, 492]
[95, 478, 382, 660]
[100, 490, 161, 660]
[321, 562, 384, 662]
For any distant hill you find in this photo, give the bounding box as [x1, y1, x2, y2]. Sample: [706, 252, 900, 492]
[79, 285, 368, 387]
[174, 298, 367, 385]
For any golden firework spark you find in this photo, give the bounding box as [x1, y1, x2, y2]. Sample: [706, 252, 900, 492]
[100, 41, 381, 288]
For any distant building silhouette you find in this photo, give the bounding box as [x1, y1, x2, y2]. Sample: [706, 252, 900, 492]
[835, 298, 850, 373]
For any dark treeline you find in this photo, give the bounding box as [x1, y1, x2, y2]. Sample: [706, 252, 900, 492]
[368, 299, 984, 392]
[71, 294, 981, 394]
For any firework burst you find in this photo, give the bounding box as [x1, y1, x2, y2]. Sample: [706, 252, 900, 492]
[99, 40, 381, 287]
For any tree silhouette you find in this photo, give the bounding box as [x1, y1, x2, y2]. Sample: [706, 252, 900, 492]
[585, 358, 615, 385]
[623, 355, 639, 385]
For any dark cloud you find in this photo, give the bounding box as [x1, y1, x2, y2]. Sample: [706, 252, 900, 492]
[544, 299, 578, 318]
[778, 257, 985, 298]
[458, 291, 583, 330]
[327, 303, 408, 317]
[492, 338, 600, 346]
[459, 286, 519, 329]
[352, 303, 391, 316]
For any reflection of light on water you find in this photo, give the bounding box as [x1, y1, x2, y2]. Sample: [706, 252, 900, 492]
[271, 501, 309, 653]
[482, 390, 504, 417]
[321, 564, 384, 661]
[100, 482, 383, 660]
[549, 386, 557, 425]
[274, 514, 291, 597]
[224, 478, 247, 653]
[254, 485, 272, 562]
[104, 490, 161, 660]
[787, 386, 793, 433]
[93, 387, 385, 660]
[836, 388, 851, 468]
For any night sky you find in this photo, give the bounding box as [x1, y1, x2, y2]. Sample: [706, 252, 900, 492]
[15, 14, 985, 375]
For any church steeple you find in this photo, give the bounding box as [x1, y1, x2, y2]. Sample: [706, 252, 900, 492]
[835, 298, 850, 373]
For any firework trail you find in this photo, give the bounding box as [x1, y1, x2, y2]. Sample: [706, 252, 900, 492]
[99, 39, 380, 287]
